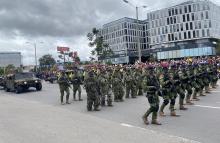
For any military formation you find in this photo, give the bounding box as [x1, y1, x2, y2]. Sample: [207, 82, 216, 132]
[56, 56, 220, 125]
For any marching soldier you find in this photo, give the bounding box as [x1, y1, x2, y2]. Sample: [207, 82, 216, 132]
[142, 65, 161, 125]
[84, 70, 100, 111]
[71, 68, 83, 101]
[57, 71, 71, 105]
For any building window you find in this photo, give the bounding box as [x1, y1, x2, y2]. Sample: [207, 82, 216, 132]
[191, 13, 195, 21]
[196, 30, 200, 37]
[190, 22, 193, 30]
[175, 8, 178, 15]
[205, 11, 209, 19]
[168, 34, 171, 41]
[181, 23, 184, 31]
[171, 34, 174, 41]
[188, 5, 192, 13]
[201, 12, 204, 20]
[168, 9, 171, 16]
[202, 29, 205, 37]
[170, 17, 173, 24]
[174, 16, 176, 24]
[183, 15, 186, 22]
[184, 6, 187, 13]
[193, 31, 196, 38]
[207, 29, 210, 36]
[177, 24, 180, 32]
[167, 18, 170, 25]
[184, 32, 187, 39]
[187, 14, 190, 21]
[186, 23, 189, 30]
[188, 31, 191, 39]
[179, 7, 182, 14]
[172, 8, 175, 15]
[179, 33, 182, 40]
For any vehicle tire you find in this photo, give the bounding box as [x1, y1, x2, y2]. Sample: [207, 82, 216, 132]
[15, 86, 23, 94]
[36, 83, 42, 91]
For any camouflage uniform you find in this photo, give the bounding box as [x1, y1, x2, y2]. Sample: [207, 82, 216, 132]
[142, 66, 161, 125]
[98, 70, 113, 106]
[57, 72, 70, 105]
[124, 68, 137, 98]
[71, 70, 83, 101]
[84, 71, 100, 111]
[112, 68, 124, 102]
[159, 67, 179, 116]
[135, 68, 144, 96]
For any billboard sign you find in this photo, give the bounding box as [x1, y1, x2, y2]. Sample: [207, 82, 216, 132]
[57, 46, 70, 52]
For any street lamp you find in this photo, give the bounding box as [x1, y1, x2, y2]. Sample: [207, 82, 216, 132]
[26, 41, 44, 72]
[123, 0, 147, 63]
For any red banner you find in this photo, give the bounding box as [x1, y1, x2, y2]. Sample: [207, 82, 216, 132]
[57, 46, 69, 52]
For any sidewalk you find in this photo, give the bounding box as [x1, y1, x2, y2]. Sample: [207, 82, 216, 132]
[0, 95, 199, 143]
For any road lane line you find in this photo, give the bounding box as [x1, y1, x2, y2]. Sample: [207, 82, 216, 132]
[120, 123, 201, 143]
[194, 105, 220, 109]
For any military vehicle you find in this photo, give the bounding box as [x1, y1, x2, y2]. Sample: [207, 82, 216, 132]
[4, 72, 42, 94]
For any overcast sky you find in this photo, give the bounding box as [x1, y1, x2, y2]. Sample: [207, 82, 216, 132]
[0, 0, 219, 65]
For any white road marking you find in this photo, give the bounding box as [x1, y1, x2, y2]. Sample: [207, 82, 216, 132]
[194, 105, 220, 109]
[120, 123, 201, 143]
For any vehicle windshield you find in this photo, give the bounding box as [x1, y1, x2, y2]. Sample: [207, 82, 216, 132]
[15, 73, 35, 80]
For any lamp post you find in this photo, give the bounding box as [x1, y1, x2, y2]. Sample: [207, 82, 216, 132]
[123, 0, 147, 63]
[26, 41, 44, 72]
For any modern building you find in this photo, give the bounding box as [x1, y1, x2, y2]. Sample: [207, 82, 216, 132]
[101, 17, 149, 64]
[147, 0, 220, 60]
[0, 52, 22, 67]
[100, 0, 220, 63]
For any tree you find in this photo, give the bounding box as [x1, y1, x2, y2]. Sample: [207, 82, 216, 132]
[87, 28, 113, 59]
[0, 67, 4, 75]
[39, 54, 56, 71]
[5, 64, 16, 74]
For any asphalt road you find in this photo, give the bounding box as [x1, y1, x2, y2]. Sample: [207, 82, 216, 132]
[1, 81, 220, 143]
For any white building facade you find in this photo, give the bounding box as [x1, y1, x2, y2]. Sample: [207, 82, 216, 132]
[147, 0, 220, 59]
[0, 52, 22, 67]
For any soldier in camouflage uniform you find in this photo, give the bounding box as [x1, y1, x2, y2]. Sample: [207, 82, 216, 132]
[112, 66, 124, 102]
[142, 65, 161, 125]
[57, 71, 71, 105]
[124, 67, 137, 98]
[159, 62, 180, 117]
[84, 70, 100, 111]
[135, 67, 144, 96]
[171, 64, 188, 110]
[184, 64, 194, 105]
[71, 69, 83, 101]
[98, 68, 113, 106]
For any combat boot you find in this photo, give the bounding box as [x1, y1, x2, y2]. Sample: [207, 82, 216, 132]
[159, 111, 166, 117]
[94, 108, 100, 111]
[151, 120, 162, 125]
[186, 100, 194, 105]
[179, 105, 188, 110]
[151, 113, 162, 125]
[170, 111, 180, 117]
[142, 116, 149, 125]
